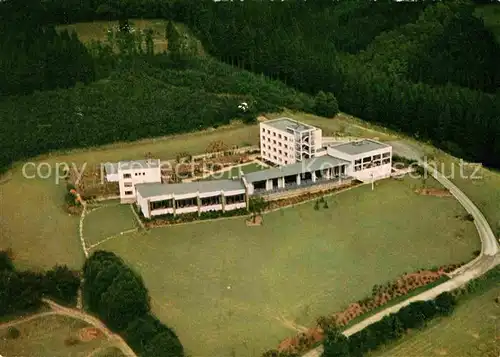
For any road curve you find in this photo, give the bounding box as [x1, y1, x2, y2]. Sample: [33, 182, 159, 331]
[302, 148, 499, 357]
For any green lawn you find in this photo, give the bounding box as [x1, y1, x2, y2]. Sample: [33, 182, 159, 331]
[83, 203, 138, 247]
[0, 170, 83, 270]
[434, 153, 500, 239]
[0, 314, 112, 357]
[372, 284, 500, 357]
[0, 122, 258, 270]
[202, 162, 267, 181]
[94, 346, 127, 357]
[92, 176, 479, 357]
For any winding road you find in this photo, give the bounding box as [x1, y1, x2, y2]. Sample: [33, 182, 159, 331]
[302, 141, 500, 357]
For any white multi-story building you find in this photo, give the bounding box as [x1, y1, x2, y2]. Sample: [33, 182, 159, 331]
[101, 123, 393, 219]
[259, 118, 322, 166]
[327, 139, 392, 182]
[104, 159, 162, 203]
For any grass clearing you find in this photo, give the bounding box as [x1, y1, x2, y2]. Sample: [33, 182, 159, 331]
[0, 170, 83, 270]
[93, 346, 127, 357]
[83, 203, 138, 248]
[372, 283, 500, 357]
[0, 314, 112, 357]
[57, 19, 204, 54]
[91, 176, 479, 357]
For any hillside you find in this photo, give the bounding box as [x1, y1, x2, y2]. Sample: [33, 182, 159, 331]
[0, 49, 317, 173]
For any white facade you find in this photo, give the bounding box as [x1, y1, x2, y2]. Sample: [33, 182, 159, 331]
[135, 181, 247, 219]
[260, 118, 322, 166]
[327, 140, 392, 182]
[105, 159, 162, 203]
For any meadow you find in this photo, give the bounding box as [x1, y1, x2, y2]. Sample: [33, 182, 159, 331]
[0, 122, 257, 269]
[0, 112, 385, 270]
[89, 176, 479, 356]
[0, 314, 115, 357]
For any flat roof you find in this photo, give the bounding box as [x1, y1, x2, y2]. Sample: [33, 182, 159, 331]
[136, 179, 245, 198]
[244, 155, 349, 183]
[104, 162, 118, 174]
[264, 117, 315, 133]
[329, 140, 390, 156]
[104, 159, 161, 173]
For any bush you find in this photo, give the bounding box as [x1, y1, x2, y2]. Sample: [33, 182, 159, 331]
[124, 314, 177, 354]
[83, 251, 183, 355]
[434, 292, 456, 316]
[6, 327, 20, 339]
[0, 250, 14, 272]
[463, 213, 474, 222]
[143, 330, 185, 357]
[44, 265, 80, 306]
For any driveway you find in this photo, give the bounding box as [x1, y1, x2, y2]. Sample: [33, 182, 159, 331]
[302, 140, 499, 357]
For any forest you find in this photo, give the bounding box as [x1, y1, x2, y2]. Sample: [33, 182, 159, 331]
[1, 0, 500, 173]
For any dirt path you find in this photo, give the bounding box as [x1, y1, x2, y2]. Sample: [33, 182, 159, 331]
[0, 302, 136, 357]
[42, 299, 137, 357]
[0, 311, 56, 330]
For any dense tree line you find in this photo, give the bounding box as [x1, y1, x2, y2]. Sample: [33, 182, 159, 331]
[1, 0, 499, 172]
[0, 0, 95, 96]
[178, 0, 500, 168]
[359, 1, 500, 91]
[0, 251, 80, 316]
[323, 292, 457, 357]
[83, 250, 184, 357]
[0, 52, 318, 173]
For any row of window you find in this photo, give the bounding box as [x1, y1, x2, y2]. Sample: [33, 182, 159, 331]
[262, 151, 289, 165]
[354, 152, 390, 165]
[262, 145, 290, 157]
[262, 128, 289, 141]
[354, 158, 391, 172]
[263, 136, 291, 148]
[149, 194, 246, 210]
[123, 172, 146, 179]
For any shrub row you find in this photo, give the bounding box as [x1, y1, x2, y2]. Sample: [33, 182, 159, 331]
[323, 291, 457, 357]
[82, 250, 184, 357]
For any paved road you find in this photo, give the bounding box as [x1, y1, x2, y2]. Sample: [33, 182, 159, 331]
[302, 141, 499, 357]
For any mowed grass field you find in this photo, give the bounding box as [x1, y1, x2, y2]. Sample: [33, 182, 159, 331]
[90, 176, 479, 357]
[0, 314, 113, 357]
[372, 284, 500, 357]
[0, 123, 258, 269]
[83, 203, 138, 247]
